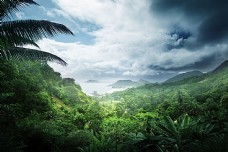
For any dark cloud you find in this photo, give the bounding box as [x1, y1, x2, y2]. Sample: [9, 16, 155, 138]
[151, 0, 228, 48]
[166, 25, 192, 50]
[151, 0, 228, 19]
[149, 54, 218, 72]
[198, 12, 228, 45]
[169, 25, 191, 41]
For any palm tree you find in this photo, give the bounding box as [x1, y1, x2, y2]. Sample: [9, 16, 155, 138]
[0, 0, 74, 65]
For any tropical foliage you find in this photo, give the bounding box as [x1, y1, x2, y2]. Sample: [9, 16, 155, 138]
[1, 0, 228, 152]
[0, 0, 73, 65]
[1, 59, 228, 151]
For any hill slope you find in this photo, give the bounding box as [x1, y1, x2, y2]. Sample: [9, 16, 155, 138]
[0, 60, 94, 151]
[93, 60, 228, 152]
[212, 60, 228, 73]
[165, 71, 203, 83]
[137, 79, 151, 84]
[109, 80, 139, 88]
[106, 60, 228, 107]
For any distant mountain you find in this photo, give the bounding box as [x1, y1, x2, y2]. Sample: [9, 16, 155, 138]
[165, 71, 203, 83]
[137, 79, 151, 84]
[109, 80, 139, 88]
[85, 80, 99, 83]
[212, 60, 228, 73]
[107, 60, 228, 97]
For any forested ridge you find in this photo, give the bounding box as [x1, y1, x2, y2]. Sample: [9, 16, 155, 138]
[1, 59, 228, 152]
[0, 60, 93, 151]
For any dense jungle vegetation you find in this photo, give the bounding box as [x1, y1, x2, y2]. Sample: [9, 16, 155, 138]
[1, 0, 228, 151]
[1, 59, 228, 152]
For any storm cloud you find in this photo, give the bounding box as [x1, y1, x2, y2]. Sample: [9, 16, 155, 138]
[149, 54, 219, 72]
[31, 0, 228, 82]
[151, 0, 228, 48]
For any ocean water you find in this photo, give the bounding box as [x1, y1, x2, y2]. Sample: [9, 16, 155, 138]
[79, 82, 126, 96]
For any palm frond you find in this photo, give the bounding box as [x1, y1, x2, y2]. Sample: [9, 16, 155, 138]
[0, 35, 39, 48]
[0, 0, 38, 19]
[0, 47, 67, 66]
[0, 20, 74, 42]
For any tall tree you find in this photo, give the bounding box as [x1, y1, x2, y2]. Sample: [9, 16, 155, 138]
[0, 0, 74, 65]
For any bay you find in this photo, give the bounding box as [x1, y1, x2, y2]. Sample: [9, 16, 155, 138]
[79, 82, 127, 96]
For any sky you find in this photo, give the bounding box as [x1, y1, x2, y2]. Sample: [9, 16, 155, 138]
[19, 0, 228, 82]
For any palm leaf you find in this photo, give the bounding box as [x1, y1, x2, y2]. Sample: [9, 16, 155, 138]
[0, 0, 38, 19]
[163, 116, 178, 135]
[0, 35, 39, 48]
[0, 1, 73, 66]
[0, 20, 74, 42]
[157, 123, 178, 139]
[156, 145, 164, 152]
[179, 115, 191, 129]
[0, 47, 67, 66]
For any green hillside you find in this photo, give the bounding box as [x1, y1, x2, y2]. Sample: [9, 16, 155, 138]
[1, 59, 228, 152]
[165, 71, 203, 83]
[94, 61, 228, 151]
[106, 61, 228, 117]
[0, 60, 95, 151]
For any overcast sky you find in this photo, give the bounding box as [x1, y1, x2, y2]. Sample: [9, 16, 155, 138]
[20, 0, 228, 82]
